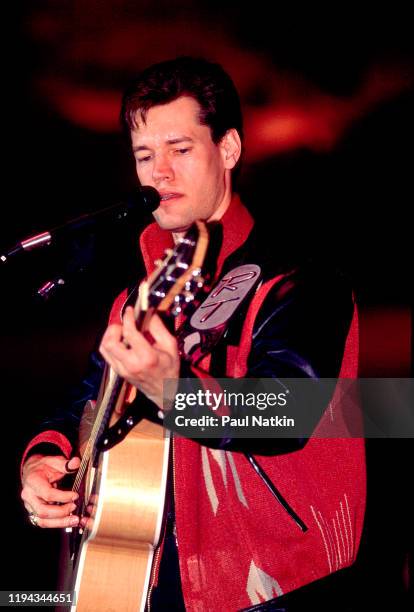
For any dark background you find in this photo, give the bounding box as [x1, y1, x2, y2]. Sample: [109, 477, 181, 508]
[3, 2, 412, 609]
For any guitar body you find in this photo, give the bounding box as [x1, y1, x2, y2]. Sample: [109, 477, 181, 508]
[69, 414, 169, 612]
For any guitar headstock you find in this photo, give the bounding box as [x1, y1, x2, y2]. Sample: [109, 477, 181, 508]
[136, 221, 209, 321]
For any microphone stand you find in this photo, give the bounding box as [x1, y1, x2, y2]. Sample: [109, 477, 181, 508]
[1, 187, 160, 300]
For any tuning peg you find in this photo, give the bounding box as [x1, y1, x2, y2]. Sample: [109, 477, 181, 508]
[183, 291, 195, 303]
[185, 278, 204, 292]
[191, 268, 205, 287]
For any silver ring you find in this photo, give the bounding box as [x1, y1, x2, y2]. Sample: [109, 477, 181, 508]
[28, 511, 39, 527]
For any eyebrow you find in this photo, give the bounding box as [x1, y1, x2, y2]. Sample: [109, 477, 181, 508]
[132, 136, 194, 153]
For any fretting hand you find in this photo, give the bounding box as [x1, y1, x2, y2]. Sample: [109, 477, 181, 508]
[99, 306, 180, 410]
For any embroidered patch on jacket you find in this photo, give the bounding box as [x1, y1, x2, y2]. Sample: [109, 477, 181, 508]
[190, 264, 261, 329]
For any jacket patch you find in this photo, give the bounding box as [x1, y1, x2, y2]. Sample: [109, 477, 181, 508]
[190, 264, 261, 330]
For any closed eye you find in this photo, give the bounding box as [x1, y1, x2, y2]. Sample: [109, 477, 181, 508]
[136, 155, 152, 163]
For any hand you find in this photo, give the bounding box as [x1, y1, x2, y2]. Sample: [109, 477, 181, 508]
[21, 455, 80, 529]
[99, 307, 179, 410]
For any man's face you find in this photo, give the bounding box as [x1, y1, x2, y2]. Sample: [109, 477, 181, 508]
[131, 96, 238, 234]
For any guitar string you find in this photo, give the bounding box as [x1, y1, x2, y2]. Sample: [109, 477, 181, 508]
[72, 373, 124, 494]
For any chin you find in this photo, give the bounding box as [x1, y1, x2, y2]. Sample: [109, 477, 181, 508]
[154, 210, 192, 233]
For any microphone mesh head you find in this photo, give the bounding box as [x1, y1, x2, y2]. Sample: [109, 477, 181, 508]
[139, 186, 160, 212]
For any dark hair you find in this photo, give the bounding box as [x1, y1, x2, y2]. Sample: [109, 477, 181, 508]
[120, 56, 243, 145]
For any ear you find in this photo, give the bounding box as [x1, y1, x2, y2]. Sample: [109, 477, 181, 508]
[220, 128, 242, 170]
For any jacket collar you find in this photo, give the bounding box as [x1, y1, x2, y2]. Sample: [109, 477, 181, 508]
[139, 193, 254, 277]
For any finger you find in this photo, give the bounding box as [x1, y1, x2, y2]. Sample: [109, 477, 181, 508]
[100, 333, 133, 364]
[103, 327, 157, 374]
[80, 516, 88, 528]
[100, 324, 124, 354]
[122, 307, 154, 352]
[32, 501, 78, 520]
[32, 455, 80, 479]
[35, 514, 80, 529]
[98, 348, 132, 379]
[147, 314, 178, 353]
[23, 501, 35, 514]
[64, 457, 81, 473]
[22, 476, 78, 505]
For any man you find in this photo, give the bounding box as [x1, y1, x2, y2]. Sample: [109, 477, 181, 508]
[21, 57, 365, 611]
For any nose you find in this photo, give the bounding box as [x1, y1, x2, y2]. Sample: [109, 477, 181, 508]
[152, 153, 174, 183]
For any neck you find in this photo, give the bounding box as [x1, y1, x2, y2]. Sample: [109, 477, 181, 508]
[172, 193, 232, 243]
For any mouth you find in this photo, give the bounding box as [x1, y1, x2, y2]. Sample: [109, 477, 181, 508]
[159, 192, 183, 203]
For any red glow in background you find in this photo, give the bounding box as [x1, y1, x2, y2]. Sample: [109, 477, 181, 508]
[2, 2, 412, 602]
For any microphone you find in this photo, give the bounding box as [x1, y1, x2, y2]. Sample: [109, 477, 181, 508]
[1, 186, 160, 264]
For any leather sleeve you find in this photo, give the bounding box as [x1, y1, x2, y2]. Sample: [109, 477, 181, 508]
[22, 349, 106, 460]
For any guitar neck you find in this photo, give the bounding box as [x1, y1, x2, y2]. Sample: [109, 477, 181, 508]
[72, 370, 126, 494]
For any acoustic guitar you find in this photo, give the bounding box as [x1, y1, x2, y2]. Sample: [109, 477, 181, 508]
[62, 220, 208, 611]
